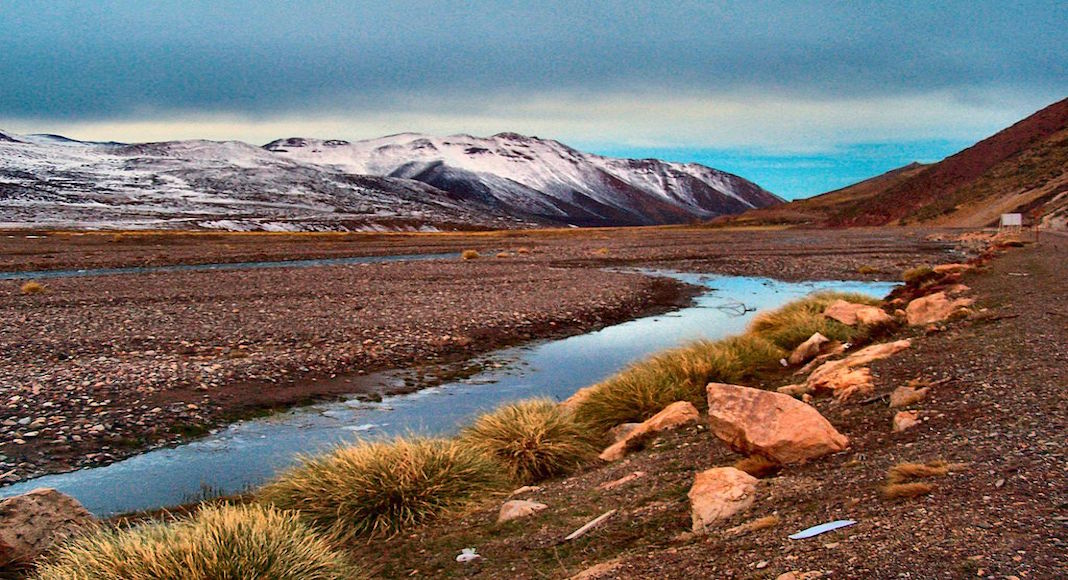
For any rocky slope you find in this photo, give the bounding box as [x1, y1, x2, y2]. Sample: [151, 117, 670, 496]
[731, 98, 1068, 229]
[0, 131, 780, 231]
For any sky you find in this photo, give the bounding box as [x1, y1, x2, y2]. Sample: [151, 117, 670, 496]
[1, 1, 1065, 199]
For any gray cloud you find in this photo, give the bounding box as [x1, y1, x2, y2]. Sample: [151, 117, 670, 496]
[1, 0, 1064, 122]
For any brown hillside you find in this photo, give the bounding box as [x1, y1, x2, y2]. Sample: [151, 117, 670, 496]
[830, 97, 1068, 226]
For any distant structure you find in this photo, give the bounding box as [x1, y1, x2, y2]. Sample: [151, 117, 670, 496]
[999, 213, 1023, 233]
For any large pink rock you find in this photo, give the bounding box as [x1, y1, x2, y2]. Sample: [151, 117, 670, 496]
[787, 332, 829, 366]
[706, 383, 849, 464]
[0, 488, 96, 568]
[806, 340, 911, 387]
[497, 499, 548, 523]
[688, 467, 758, 531]
[599, 401, 699, 461]
[823, 300, 892, 327]
[905, 292, 975, 326]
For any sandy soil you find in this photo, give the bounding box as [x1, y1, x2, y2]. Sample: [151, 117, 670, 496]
[0, 227, 959, 484]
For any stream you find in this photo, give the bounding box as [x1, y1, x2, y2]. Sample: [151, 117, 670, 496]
[0, 271, 896, 515]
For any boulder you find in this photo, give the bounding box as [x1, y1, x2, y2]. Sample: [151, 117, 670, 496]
[823, 301, 892, 327]
[787, 332, 829, 365]
[889, 385, 930, 408]
[892, 410, 922, 432]
[606, 422, 641, 443]
[599, 401, 699, 461]
[688, 467, 758, 531]
[706, 383, 849, 464]
[559, 386, 596, 413]
[497, 499, 548, 524]
[806, 340, 911, 388]
[807, 366, 874, 402]
[933, 263, 973, 275]
[905, 292, 975, 326]
[0, 488, 96, 568]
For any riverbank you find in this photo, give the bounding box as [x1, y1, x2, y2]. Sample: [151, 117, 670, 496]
[1, 227, 960, 484]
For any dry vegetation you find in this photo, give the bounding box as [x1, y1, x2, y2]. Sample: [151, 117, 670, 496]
[19, 281, 46, 295]
[460, 249, 481, 260]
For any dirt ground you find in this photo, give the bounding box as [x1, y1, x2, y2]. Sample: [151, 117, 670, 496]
[1, 227, 959, 485]
[359, 234, 1067, 579]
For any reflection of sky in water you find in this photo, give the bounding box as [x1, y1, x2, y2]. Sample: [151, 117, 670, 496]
[0, 272, 896, 515]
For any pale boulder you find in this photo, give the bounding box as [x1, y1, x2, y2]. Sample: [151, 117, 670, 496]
[806, 340, 911, 389]
[497, 499, 548, 523]
[889, 385, 930, 408]
[788, 332, 829, 365]
[823, 301, 893, 327]
[688, 467, 758, 532]
[706, 383, 849, 464]
[0, 488, 96, 567]
[905, 292, 975, 326]
[807, 366, 874, 402]
[892, 410, 922, 432]
[599, 401, 699, 461]
[933, 263, 973, 275]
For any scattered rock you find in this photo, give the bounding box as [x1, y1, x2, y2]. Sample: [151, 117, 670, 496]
[892, 410, 922, 432]
[933, 263, 973, 275]
[889, 385, 930, 408]
[688, 467, 758, 532]
[905, 292, 975, 326]
[598, 471, 646, 490]
[497, 499, 548, 524]
[706, 383, 849, 464]
[823, 300, 892, 326]
[599, 401, 700, 461]
[788, 332, 829, 365]
[776, 571, 826, 580]
[800, 340, 911, 399]
[606, 422, 641, 443]
[0, 488, 96, 568]
[509, 485, 542, 496]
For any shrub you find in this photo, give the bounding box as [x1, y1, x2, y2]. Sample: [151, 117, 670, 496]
[34, 504, 359, 580]
[516, 247, 531, 254]
[572, 340, 740, 431]
[716, 335, 786, 378]
[258, 437, 505, 540]
[880, 482, 933, 500]
[460, 398, 598, 484]
[20, 281, 46, 295]
[461, 249, 480, 260]
[495, 252, 511, 258]
[902, 265, 936, 285]
[857, 264, 879, 275]
[748, 291, 880, 350]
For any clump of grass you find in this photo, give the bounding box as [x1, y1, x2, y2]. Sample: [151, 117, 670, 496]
[857, 264, 879, 275]
[881, 482, 933, 499]
[460, 398, 598, 484]
[591, 247, 610, 256]
[723, 514, 781, 537]
[748, 290, 880, 350]
[733, 455, 781, 479]
[902, 265, 936, 285]
[516, 247, 531, 254]
[573, 340, 740, 432]
[20, 281, 46, 295]
[258, 437, 505, 540]
[461, 249, 480, 260]
[716, 335, 786, 379]
[34, 504, 360, 580]
[495, 252, 511, 258]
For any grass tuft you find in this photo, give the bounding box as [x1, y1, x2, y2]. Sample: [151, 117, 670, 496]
[902, 265, 936, 285]
[20, 281, 47, 295]
[461, 249, 480, 260]
[258, 437, 505, 540]
[857, 264, 879, 275]
[887, 461, 949, 484]
[748, 290, 881, 350]
[516, 247, 531, 254]
[34, 504, 360, 580]
[460, 398, 598, 484]
[881, 482, 934, 500]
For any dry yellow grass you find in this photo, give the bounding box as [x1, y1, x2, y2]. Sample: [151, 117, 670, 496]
[495, 251, 511, 258]
[460, 398, 598, 484]
[881, 482, 934, 499]
[258, 437, 505, 540]
[723, 514, 781, 537]
[20, 281, 46, 295]
[461, 249, 481, 260]
[34, 504, 360, 580]
[902, 264, 936, 285]
[748, 290, 882, 350]
[516, 247, 531, 254]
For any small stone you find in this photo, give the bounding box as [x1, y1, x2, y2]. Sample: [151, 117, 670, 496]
[497, 499, 548, 524]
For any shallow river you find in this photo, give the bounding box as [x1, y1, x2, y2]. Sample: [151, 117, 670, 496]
[0, 271, 896, 515]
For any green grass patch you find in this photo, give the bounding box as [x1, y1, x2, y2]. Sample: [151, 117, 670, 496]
[460, 398, 598, 484]
[34, 504, 359, 580]
[747, 290, 880, 350]
[258, 437, 506, 540]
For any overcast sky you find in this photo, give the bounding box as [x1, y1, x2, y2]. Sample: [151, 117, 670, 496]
[1, 1, 1064, 198]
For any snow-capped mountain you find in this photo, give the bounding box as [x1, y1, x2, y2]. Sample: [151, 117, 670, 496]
[0, 130, 780, 231]
[264, 132, 782, 227]
[0, 133, 525, 231]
